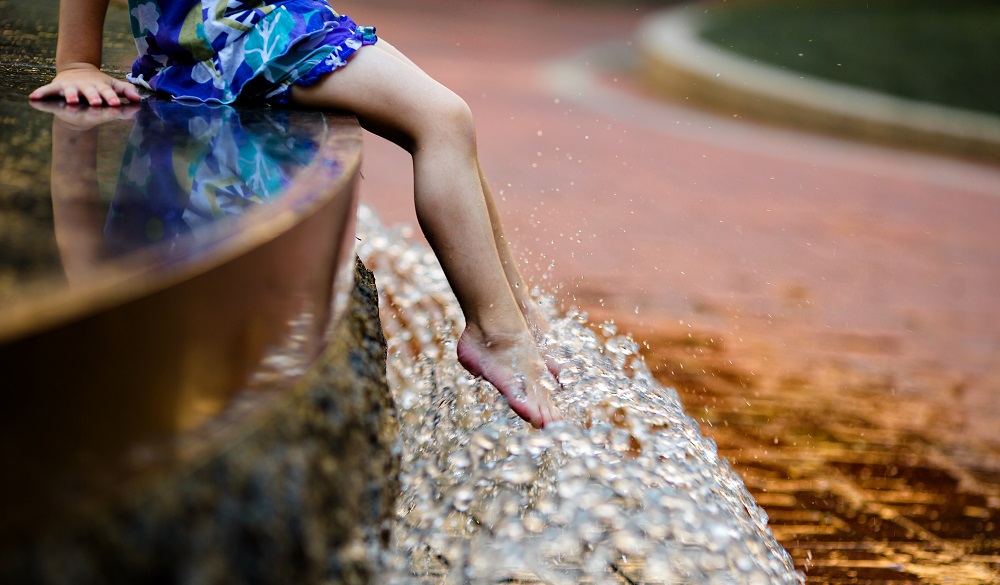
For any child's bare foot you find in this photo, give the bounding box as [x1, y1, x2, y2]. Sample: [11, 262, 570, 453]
[457, 327, 562, 429]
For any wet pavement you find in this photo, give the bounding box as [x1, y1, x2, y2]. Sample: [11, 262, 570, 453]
[347, 0, 1000, 582]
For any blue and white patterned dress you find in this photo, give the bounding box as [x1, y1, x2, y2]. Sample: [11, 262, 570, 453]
[126, 0, 377, 104]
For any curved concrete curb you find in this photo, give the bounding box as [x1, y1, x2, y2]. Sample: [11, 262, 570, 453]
[636, 3, 1000, 163]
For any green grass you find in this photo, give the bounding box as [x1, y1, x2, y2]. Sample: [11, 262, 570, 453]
[699, 0, 1000, 116]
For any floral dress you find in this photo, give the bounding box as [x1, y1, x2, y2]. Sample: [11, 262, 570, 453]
[125, 0, 377, 104]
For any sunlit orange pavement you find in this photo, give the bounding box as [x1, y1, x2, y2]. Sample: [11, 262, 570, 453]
[347, 1, 1000, 582]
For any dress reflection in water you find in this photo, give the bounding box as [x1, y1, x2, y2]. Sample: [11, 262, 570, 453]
[104, 99, 325, 254]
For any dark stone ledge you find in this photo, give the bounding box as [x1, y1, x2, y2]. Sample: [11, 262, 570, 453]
[1, 3, 399, 581]
[0, 258, 400, 585]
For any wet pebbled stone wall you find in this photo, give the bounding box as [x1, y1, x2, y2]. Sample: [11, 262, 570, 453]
[0, 259, 400, 585]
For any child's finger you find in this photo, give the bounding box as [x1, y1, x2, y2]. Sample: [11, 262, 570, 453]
[99, 86, 122, 106]
[81, 86, 104, 106]
[112, 79, 143, 102]
[28, 83, 61, 101]
[63, 85, 81, 105]
[82, 83, 117, 106]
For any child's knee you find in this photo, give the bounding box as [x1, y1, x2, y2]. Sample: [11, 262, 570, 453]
[423, 91, 476, 149]
[443, 94, 475, 134]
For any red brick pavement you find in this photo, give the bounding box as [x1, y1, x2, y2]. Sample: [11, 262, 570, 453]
[348, 0, 1000, 581]
[350, 0, 1000, 453]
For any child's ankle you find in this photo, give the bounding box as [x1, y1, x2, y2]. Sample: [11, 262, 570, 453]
[464, 314, 531, 345]
[461, 324, 524, 352]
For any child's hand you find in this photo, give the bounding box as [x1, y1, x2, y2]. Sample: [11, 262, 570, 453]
[29, 65, 142, 107]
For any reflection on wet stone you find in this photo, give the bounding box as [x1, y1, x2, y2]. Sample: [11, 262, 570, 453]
[106, 99, 324, 254]
[357, 208, 803, 584]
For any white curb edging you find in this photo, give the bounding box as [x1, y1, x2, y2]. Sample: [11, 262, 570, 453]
[637, 4, 1000, 158]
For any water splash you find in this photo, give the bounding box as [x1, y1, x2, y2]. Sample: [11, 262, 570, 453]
[357, 206, 802, 584]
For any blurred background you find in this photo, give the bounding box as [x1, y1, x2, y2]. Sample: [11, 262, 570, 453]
[344, 0, 1000, 582]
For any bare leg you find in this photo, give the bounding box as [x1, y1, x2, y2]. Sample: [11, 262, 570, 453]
[376, 41, 551, 338]
[292, 43, 560, 427]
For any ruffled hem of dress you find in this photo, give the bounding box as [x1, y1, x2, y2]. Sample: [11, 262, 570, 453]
[266, 25, 377, 105]
[127, 67, 238, 105]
